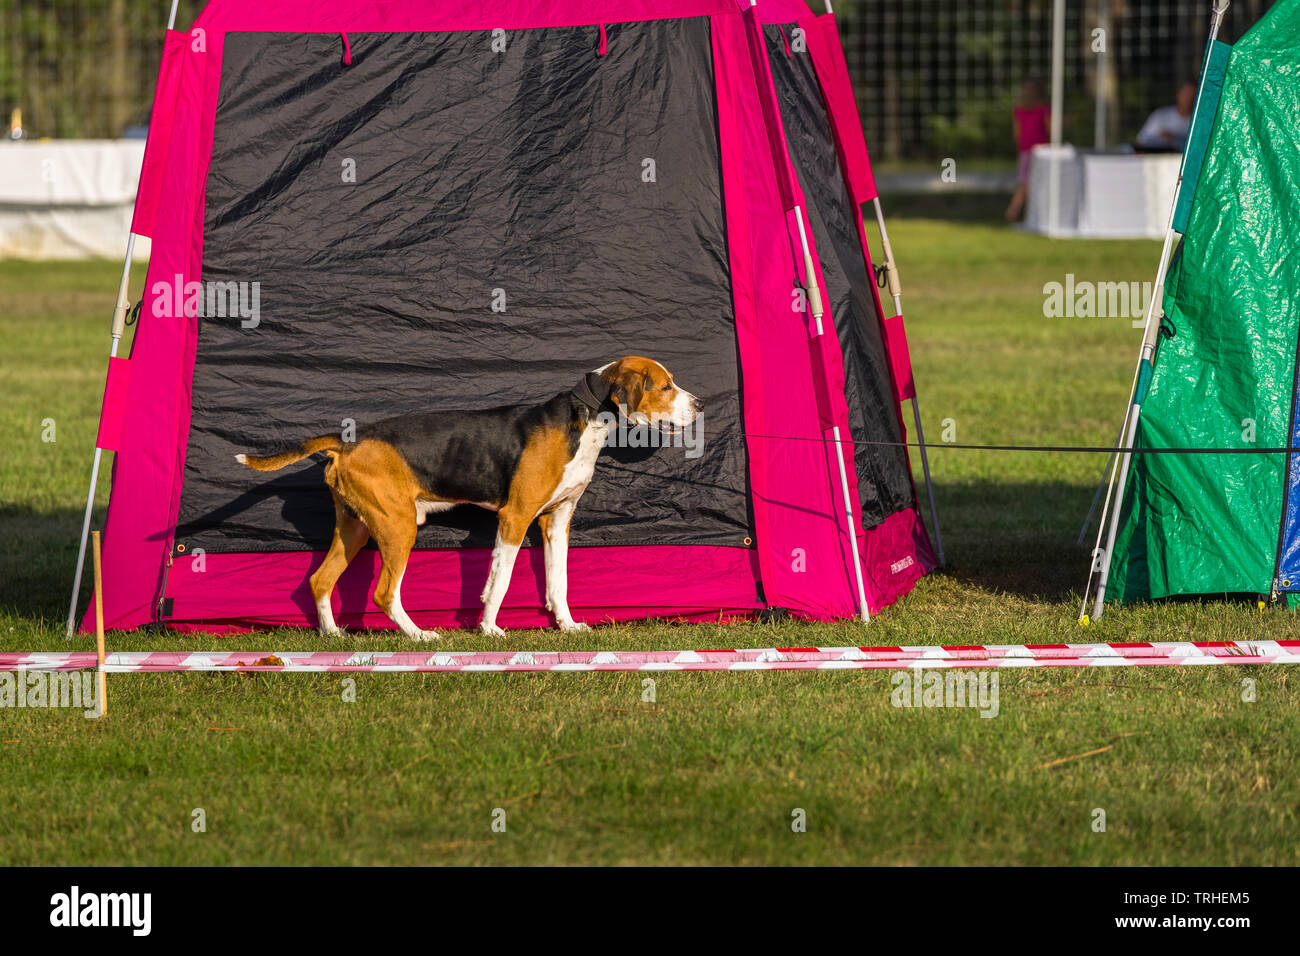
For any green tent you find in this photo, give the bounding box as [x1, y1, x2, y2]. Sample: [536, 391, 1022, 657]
[1088, 0, 1300, 616]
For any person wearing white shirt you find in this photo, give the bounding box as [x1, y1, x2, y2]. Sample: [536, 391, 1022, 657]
[1136, 81, 1197, 151]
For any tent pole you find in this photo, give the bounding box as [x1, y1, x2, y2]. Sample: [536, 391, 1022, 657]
[1084, 0, 1231, 623]
[1079, 362, 1144, 549]
[67, 234, 136, 638]
[794, 208, 871, 623]
[67, 1, 180, 638]
[871, 198, 945, 566]
[1076, 420, 1124, 546]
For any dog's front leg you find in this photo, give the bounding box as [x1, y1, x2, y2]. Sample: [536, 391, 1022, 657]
[539, 500, 587, 632]
[479, 515, 527, 638]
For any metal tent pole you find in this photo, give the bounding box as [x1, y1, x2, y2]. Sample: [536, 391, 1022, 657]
[1076, 422, 1123, 546]
[67, 235, 136, 637]
[794, 207, 872, 623]
[1084, 0, 1231, 623]
[871, 198, 945, 566]
[1079, 354, 1145, 547]
[66, 1, 178, 637]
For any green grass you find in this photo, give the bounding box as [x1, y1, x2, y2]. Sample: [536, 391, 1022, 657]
[2, 223, 1298, 866]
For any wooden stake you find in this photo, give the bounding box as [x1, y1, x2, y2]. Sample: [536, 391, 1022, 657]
[92, 531, 107, 718]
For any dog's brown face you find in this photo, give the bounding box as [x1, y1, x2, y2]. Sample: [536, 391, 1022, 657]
[597, 356, 702, 429]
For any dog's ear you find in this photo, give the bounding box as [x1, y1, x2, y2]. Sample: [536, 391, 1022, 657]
[610, 370, 647, 420]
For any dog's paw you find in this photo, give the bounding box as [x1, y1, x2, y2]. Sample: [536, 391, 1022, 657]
[559, 621, 591, 633]
[319, 626, 344, 638]
[479, 621, 506, 638]
[411, 629, 441, 642]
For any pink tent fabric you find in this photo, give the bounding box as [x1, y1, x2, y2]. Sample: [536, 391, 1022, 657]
[84, 0, 934, 633]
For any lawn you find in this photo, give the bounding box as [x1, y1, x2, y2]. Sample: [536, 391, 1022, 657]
[2, 221, 1297, 866]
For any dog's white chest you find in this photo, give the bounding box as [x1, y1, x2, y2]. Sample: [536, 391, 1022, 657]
[546, 420, 608, 508]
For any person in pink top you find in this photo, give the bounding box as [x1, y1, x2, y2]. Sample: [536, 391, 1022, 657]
[1005, 78, 1051, 222]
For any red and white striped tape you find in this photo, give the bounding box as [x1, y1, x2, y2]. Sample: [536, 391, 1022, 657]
[2, 641, 1298, 673]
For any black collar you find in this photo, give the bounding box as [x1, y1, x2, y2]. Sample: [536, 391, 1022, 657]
[571, 371, 613, 413]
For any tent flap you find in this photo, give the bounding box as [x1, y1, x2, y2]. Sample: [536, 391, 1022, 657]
[129, 29, 188, 239]
[94, 357, 134, 452]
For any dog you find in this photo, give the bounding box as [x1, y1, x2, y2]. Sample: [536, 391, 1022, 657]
[235, 356, 701, 640]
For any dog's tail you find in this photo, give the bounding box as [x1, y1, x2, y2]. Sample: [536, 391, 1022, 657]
[235, 435, 343, 472]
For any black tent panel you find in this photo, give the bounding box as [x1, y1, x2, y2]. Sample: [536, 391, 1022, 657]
[174, 20, 753, 554]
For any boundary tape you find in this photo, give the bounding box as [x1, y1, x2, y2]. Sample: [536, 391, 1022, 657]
[2, 641, 1299, 673]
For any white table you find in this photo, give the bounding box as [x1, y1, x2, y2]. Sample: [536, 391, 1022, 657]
[1024, 145, 1180, 240]
[0, 140, 149, 260]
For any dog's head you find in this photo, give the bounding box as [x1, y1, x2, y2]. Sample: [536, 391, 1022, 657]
[596, 356, 702, 429]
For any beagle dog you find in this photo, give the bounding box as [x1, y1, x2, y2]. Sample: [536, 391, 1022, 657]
[236, 356, 701, 640]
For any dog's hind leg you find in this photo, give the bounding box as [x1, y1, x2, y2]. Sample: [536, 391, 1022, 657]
[538, 500, 587, 632]
[308, 497, 370, 637]
[371, 512, 439, 642]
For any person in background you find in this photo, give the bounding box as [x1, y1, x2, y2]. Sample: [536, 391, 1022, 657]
[1005, 78, 1050, 222]
[1135, 80, 1197, 152]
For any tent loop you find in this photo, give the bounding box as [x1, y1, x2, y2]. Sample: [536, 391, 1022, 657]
[777, 25, 792, 57]
[126, 300, 142, 327]
[873, 263, 887, 288]
[597, 23, 607, 56]
[1159, 316, 1177, 340]
[340, 32, 352, 66]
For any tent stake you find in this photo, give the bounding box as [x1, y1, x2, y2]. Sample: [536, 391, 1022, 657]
[91, 531, 107, 718]
[67, 234, 136, 638]
[1085, 0, 1231, 623]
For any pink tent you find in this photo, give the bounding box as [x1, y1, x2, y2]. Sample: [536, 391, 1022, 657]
[71, 0, 941, 634]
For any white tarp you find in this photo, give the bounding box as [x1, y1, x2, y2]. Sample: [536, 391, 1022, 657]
[0, 140, 149, 260]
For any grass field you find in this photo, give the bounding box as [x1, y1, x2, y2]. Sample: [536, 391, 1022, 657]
[2, 221, 1298, 866]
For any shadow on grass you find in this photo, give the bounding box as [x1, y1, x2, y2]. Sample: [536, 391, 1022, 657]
[3, 480, 1110, 624]
[922, 480, 1103, 603]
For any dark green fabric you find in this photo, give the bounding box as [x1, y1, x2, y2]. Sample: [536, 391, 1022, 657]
[1134, 359, 1154, 406]
[1107, 0, 1300, 602]
[1173, 40, 1233, 235]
